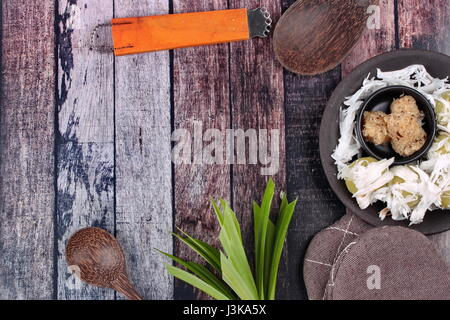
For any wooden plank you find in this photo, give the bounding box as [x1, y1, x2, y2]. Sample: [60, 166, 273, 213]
[398, 0, 450, 264]
[342, 0, 397, 76]
[0, 0, 55, 299]
[114, 0, 173, 300]
[228, 0, 285, 295]
[398, 0, 450, 52]
[56, 0, 115, 300]
[281, 68, 344, 300]
[173, 0, 231, 300]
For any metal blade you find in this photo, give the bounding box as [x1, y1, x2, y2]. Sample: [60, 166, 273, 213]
[248, 7, 272, 38]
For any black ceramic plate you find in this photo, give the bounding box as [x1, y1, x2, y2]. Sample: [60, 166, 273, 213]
[319, 49, 450, 235]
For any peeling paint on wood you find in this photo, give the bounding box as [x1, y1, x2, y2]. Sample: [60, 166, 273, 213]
[114, 0, 173, 300]
[56, 0, 115, 300]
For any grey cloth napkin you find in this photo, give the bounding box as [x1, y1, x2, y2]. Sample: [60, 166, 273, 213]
[303, 213, 371, 300]
[304, 213, 450, 300]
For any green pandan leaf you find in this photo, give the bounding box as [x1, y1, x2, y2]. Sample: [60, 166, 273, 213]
[165, 264, 230, 300]
[172, 231, 221, 272]
[157, 250, 236, 299]
[158, 179, 298, 300]
[267, 197, 297, 300]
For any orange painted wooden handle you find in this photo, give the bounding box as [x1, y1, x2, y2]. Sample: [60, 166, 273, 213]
[112, 9, 250, 56]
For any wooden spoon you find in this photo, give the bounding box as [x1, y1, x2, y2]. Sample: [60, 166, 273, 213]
[66, 227, 142, 300]
[273, 0, 378, 75]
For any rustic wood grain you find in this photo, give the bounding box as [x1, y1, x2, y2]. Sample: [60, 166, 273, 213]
[398, 0, 450, 264]
[229, 0, 285, 287]
[342, 0, 397, 76]
[172, 0, 231, 300]
[398, 0, 450, 53]
[56, 0, 115, 300]
[1, 0, 449, 301]
[0, 0, 55, 299]
[280, 68, 345, 300]
[114, 0, 173, 300]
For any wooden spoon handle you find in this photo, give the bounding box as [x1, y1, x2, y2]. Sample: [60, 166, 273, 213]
[111, 273, 143, 300]
[111, 9, 250, 56]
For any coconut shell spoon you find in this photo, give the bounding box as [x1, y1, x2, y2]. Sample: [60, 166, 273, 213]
[66, 227, 142, 300]
[273, 0, 378, 75]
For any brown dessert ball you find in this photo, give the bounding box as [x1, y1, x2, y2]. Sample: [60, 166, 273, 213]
[361, 95, 427, 157]
[386, 113, 427, 157]
[390, 95, 422, 116]
[362, 111, 390, 145]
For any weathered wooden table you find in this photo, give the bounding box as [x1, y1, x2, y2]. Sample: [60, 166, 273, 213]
[0, 0, 449, 300]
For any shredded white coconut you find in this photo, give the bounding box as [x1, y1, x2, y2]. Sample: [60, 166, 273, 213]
[340, 158, 394, 209]
[385, 166, 420, 221]
[333, 65, 450, 224]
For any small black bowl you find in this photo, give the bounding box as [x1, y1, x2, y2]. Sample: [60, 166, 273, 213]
[356, 85, 436, 165]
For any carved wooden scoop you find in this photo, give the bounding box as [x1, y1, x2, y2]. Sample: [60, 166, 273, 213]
[66, 227, 142, 300]
[273, 0, 377, 75]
